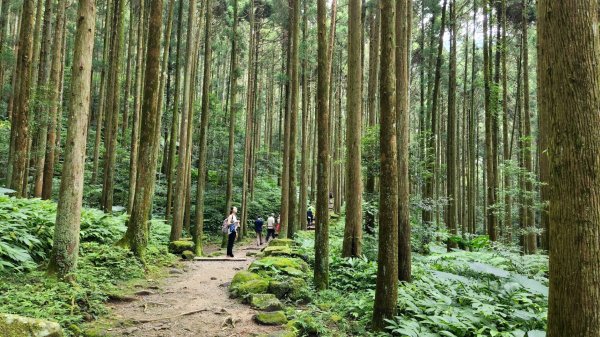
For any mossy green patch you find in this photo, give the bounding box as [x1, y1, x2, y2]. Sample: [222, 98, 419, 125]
[181, 250, 195, 260]
[250, 256, 309, 273]
[250, 293, 283, 311]
[254, 311, 288, 326]
[168, 241, 195, 254]
[231, 271, 261, 286]
[0, 313, 63, 337]
[269, 278, 310, 302]
[268, 239, 294, 247]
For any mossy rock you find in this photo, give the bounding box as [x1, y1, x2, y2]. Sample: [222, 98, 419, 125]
[269, 277, 310, 302]
[268, 239, 295, 247]
[250, 256, 309, 273]
[230, 271, 270, 298]
[0, 313, 63, 337]
[231, 271, 261, 286]
[181, 250, 195, 260]
[254, 311, 288, 326]
[250, 293, 283, 311]
[263, 246, 309, 262]
[168, 240, 195, 254]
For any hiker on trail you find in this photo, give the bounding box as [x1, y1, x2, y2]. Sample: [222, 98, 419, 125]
[275, 214, 281, 238]
[254, 216, 264, 246]
[307, 208, 314, 228]
[226, 206, 240, 258]
[266, 213, 276, 242]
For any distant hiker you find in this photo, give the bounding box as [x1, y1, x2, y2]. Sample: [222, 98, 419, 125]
[329, 192, 334, 210]
[307, 208, 314, 228]
[275, 214, 281, 237]
[266, 213, 276, 242]
[254, 216, 264, 246]
[226, 206, 240, 258]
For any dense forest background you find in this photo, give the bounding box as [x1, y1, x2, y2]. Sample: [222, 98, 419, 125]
[0, 0, 598, 336]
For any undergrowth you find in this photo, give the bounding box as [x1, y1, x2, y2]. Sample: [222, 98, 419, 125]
[0, 196, 176, 335]
[291, 219, 548, 337]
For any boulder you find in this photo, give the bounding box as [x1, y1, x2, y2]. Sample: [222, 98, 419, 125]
[0, 314, 63, 337]
[168, 241, 194, 254]
[269, 277, 310, 302]
[181, 250, 195, 260]
[254, 311, 288, 326]
[250, 294, 283, 311]
[229, 271, 270, 298]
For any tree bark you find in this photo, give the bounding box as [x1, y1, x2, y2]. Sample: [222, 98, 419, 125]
[342, 0, 363, 258]
[47, 0, 95, 278]
[538, 1, 600, 335]
[120, 0, 164, 259]
[372, 0, 398, 330]
[446, 0, 457, 249]
[314, 0, 330, 291]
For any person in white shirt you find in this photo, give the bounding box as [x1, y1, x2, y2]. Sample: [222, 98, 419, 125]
[266, 213, 276, 242]
[226, 207, 240, 257]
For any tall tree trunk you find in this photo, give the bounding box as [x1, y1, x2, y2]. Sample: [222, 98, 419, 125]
[521, 0, 536, 254]
[120, 0, 164, 259]
[372, 0, 398, 330]
[193, 0, 212, 256]
[314, 0, 330, 291]
[396, 0, 411, 280]
[224, 0, 238, 216]
[170, 0, 196, 241]
[101, 0, 125, 212]
[483, 0, 498, 241]
[127, 0, 145, 214]
[165, 0, 184, 220]
[41, 2, 67, 199]
[501, 0, 511, 242]
[47, 0, 95, 279]
[286, 0, 300, 238]
[297, 0, 309, 232]
[342, 0, 363, 258]
[31, 0, 53, 198]
[446, 0, 457, 249]
[538, 1, 600, 335]
[423, 0, 447, 225]
[7, 0, 36, 196]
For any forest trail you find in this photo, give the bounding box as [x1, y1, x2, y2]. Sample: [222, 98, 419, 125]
[105, 244, 278, 337]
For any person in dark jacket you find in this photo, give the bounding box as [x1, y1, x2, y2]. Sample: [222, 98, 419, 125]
[254, 216, 265, 246]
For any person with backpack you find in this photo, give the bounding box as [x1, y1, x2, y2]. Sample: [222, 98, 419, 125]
[224, 206, 240, 257]
[266, 213, 276, 242]
[254, 216, 265, 246]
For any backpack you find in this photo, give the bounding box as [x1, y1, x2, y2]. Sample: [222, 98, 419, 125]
[222, 218, 229, 234]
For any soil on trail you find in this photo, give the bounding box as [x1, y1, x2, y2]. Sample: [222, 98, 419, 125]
[105, 244, 278, 337]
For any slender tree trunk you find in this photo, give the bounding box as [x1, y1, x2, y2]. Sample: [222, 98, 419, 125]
[101, 0, 124, 212]
[166, 0, 184, 220]
[373, 0, 398, 330]
[47, 0, 95, 279]
[170, 0, 196, 241]
[538, 1, 600, 335]
[193, 0, 212, 256]
[423, 0, 447, 225]
[224, 0, 238, 216]
[120, 0, 163, 259]
[7, 0, 36, 196]
[127, 0, 145, 214]
[297, 0, 309, 232]
[396, 0, 411, 280]
[286, 0, 300, 238]
[446, 0, 457, 249]
[342, 0, 363, 258]
[314, 0, 330, 291]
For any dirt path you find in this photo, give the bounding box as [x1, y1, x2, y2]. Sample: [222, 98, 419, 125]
[105, 244, 279, 337]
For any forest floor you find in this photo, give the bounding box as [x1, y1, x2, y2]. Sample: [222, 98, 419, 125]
[98, 242, 279, 337]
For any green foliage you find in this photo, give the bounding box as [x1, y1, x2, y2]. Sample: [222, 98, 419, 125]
[0, 196, 129, 273]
